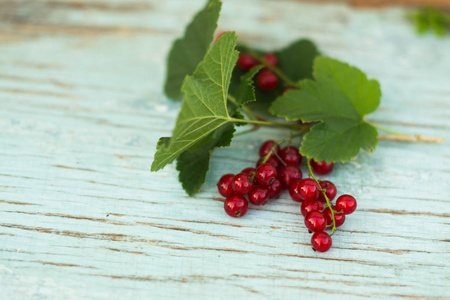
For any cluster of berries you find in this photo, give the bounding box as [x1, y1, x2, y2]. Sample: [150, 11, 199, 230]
[217, 140, 358, 252]
[237, 52, 279, 90]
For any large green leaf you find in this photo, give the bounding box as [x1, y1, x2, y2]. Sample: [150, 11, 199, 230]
[276, 39, 319, 82]
[152, 32, 239, 172]
[270, 56, 381, 163]
[164, 0, 222, 100]
[175, 64, 261, 196]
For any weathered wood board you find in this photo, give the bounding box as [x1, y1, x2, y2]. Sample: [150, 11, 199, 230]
[0, 0, 449, 299]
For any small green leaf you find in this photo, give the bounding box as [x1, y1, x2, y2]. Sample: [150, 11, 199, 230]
[276, 39, 320, 82]
[270, 56, 381, 163]
[164, 0, 222, 100]
[151, 32, 239, 172]
[176, 124, 235, 196]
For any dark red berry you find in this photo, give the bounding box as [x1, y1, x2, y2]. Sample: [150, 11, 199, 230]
[310, 159, 335, 175]
[311, 232, 332, 252]
[248, 186, 269, 206]
[301, 199, 324, 217]
[291, 178, 319, 202]
[336, 194, 357, 215]
[267, 178, 282, 199]
[217, 174, 234, 197]
[304, 211, 327, 232]
[237, 54, 259, 70]
[232, 173, 254, 195]
[259, 140, 280, 157]
[256, 155, 281, 169]
[255, 163, 278, 186]
[257, 69, 278, 90]
[317, 180, 337, 202]
[279, 165, 302, 188]
[288, 179, 302, 202]
[241, 167, 256, 177]
[323, 206, 345, 227]
[224, 194, 248, 218]
[279, 146, 302, 166]
[264, 53, 278, 66]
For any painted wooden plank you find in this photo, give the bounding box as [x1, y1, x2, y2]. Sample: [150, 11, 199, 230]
[0, 0, 449, 299]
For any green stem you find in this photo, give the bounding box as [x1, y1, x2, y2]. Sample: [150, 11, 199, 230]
[230, 118, 301, 130]
[307, 158, 337, 235]
[227, 94, 268, 121]
[233, 126, 259, 137]
[370, 123, 406, 136]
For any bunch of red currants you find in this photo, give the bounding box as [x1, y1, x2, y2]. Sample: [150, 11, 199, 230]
[237, 52, 279, 90]
[217, 140, 357, 252]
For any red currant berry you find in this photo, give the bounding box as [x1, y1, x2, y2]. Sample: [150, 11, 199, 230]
[217, 174, 234, 198]
[237, 53, 259, 70]
[288, 179, 302, 202]
[241, 167, 256, 177]
[300, 199, 324, 217]
[263, 53, 278, 66]
[267, 178, 282, 199]
[323, 206, 345, 227]
[336, 194, 357, 215]
[279, 146, 302, 166]
[310, 159, 335, 175]
[292, 178, 319, 202]
[256, 156, 281, 169]
[257, 69, 278, 90]
[311, 231, 332, 252]
[259, 140, 280, 157]
[248, 186, 269, 205]
[255, 163, 278, 186]
[304, 211, 327, 232]
[232, 173, 254, 195]
[317, 180, 337, 202]
[279, 165, 302, 188]
[224, 194, 248, 218]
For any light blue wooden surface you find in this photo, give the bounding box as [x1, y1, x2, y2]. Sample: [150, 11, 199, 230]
[0, 0, 449, 299]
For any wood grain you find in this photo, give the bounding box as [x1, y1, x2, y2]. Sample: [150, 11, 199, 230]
[0, 0, 449, 299]
[297, 0, 450, 9]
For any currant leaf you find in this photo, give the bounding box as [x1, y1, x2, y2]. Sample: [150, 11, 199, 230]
[151, 32, 239, 172]
[276, 39, 319, 82]
[176, 124, 235, 196]
[164, 0, 222, 100]
[175, 64, 260, 195]
[270, 56, 381, 163]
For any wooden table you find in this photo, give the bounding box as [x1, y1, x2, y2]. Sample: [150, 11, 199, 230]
[1, 1, 449, 299]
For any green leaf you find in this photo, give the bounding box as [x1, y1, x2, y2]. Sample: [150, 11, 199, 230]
[276, 39, 320, 82]
[270, 56, 381, 163]
[176, 124, 235, 196]
[175, 63, 261, 195]
[164, 0, 222, 100]
[151, 32, 239, 172]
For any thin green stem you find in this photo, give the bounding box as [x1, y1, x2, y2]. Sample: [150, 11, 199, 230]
[230, 118, 301, 130]
[369, 123, 406, 136]
[233, 125, 259, 137]
[227, 94, 268, 121]
[307, 158, 337, 235]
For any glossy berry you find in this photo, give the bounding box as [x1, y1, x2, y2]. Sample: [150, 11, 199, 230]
[232, 173, 254, 195]
[323, 206, 345, 227]
[310, 159, 335, 175]
[259, 140, 280, 157]
[304, 211, 327, 232]
[255, 163, 278, 186]
[237, 53, 259, 70]
[317, 180, 337, 202]
[290, 178, 319, 202]
[301, 199, 324, 217]
[248, 186, 270, 206]
[224, 194, 248, 218]
[336, 194, 357, 215]
[257, 69, 278, 90]
[267, 178, 282, 199]
[241, 167, 256, 177]
[256, 155, 281, 169]
[311, 232, 332, 252]
[279, 165, 302, 188]
[217, 174, 234, 198]
[264, 53, 278, 66]
[279, 146, 302, 166]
